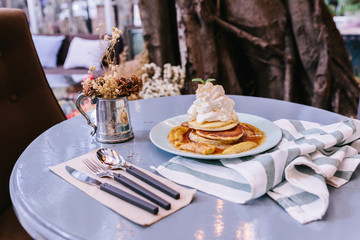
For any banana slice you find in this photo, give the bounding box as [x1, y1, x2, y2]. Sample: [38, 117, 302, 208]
[222, 141, 258, 154]
[168, 126, 189, 146]
[178, 142, 216, 155]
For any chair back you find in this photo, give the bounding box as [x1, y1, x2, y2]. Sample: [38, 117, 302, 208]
[0, 8, 66, 214]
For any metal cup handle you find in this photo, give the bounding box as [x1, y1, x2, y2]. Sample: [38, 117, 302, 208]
[75, 93, 97, 136]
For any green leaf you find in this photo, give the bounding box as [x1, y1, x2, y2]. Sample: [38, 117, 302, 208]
[192, 78, 205, 84]
[205, 78, 216, 82]
[192, 78, 216, 84]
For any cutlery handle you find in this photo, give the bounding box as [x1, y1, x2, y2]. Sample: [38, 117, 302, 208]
[100, 183, 158, 215]
[114, 174, 171, 210]
[126, 166, 180, 199]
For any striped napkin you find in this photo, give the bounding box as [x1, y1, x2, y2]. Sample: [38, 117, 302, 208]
[154, 118, 360, 224]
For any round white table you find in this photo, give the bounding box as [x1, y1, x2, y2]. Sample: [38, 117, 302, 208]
[11, 95, 359, 240]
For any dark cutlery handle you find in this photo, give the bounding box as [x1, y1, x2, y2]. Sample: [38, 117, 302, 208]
[126, 166, 180, 199]
[100, 183, 158, 214]
[114, 174, 171, 210]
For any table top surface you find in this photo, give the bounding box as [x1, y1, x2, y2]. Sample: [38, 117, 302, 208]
[10, 95, 360, 240]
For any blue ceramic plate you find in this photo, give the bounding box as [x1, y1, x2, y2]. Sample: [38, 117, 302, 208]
[149, 113, 282, 160]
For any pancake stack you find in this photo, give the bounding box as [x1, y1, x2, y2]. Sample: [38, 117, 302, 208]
[168, 81, 263, 155]
[187, 119, 244, 149]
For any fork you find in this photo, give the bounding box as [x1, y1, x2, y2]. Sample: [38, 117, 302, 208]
[83, 158, 171, 210]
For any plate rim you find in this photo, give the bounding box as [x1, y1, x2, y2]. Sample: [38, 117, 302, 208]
[149, 113, 282, 160]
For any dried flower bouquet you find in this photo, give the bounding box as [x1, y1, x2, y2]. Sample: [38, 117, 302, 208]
[82, 24, 142, 99]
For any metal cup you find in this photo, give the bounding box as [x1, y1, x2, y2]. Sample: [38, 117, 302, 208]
[75, 93, 134, 143]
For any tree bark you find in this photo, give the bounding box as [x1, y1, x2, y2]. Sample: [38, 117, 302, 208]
[287, 0, 359, 114]
[138, 0, 359, 117]
[138, 0, 180, 67]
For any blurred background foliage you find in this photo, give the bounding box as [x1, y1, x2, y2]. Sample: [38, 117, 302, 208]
[325, 0, 360, 16]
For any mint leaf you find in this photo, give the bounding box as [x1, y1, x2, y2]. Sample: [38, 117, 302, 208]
[192, 78, 216, 84]
[192, 78, 205, 84]
[206, 78, 216, 82]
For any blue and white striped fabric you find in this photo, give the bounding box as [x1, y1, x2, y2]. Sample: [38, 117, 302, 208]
[154, 119, 360, 224]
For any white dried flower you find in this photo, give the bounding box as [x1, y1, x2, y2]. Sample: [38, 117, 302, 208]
[139, 62, 185, 99]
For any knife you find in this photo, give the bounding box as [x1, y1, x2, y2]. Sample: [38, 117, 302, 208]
[65, 166, 159, 215]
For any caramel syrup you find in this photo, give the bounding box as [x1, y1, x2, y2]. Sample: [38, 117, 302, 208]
[179, 122, 265, 154]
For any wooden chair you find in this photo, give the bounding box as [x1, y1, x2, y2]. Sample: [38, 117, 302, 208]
[0, 8, 66, 239]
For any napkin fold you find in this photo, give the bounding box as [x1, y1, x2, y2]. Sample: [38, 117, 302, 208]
[49, 149, 196, 226]
[154, 119, 360, 224]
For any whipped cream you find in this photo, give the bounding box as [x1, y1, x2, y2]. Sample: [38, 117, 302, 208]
[187, 82, 238, 124]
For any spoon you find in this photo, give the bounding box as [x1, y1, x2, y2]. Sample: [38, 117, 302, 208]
[97, 148, 180, 199]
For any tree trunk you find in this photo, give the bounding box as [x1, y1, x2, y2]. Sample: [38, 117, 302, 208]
[138, 0, 359, 117]
[138, 0, 180, 67]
